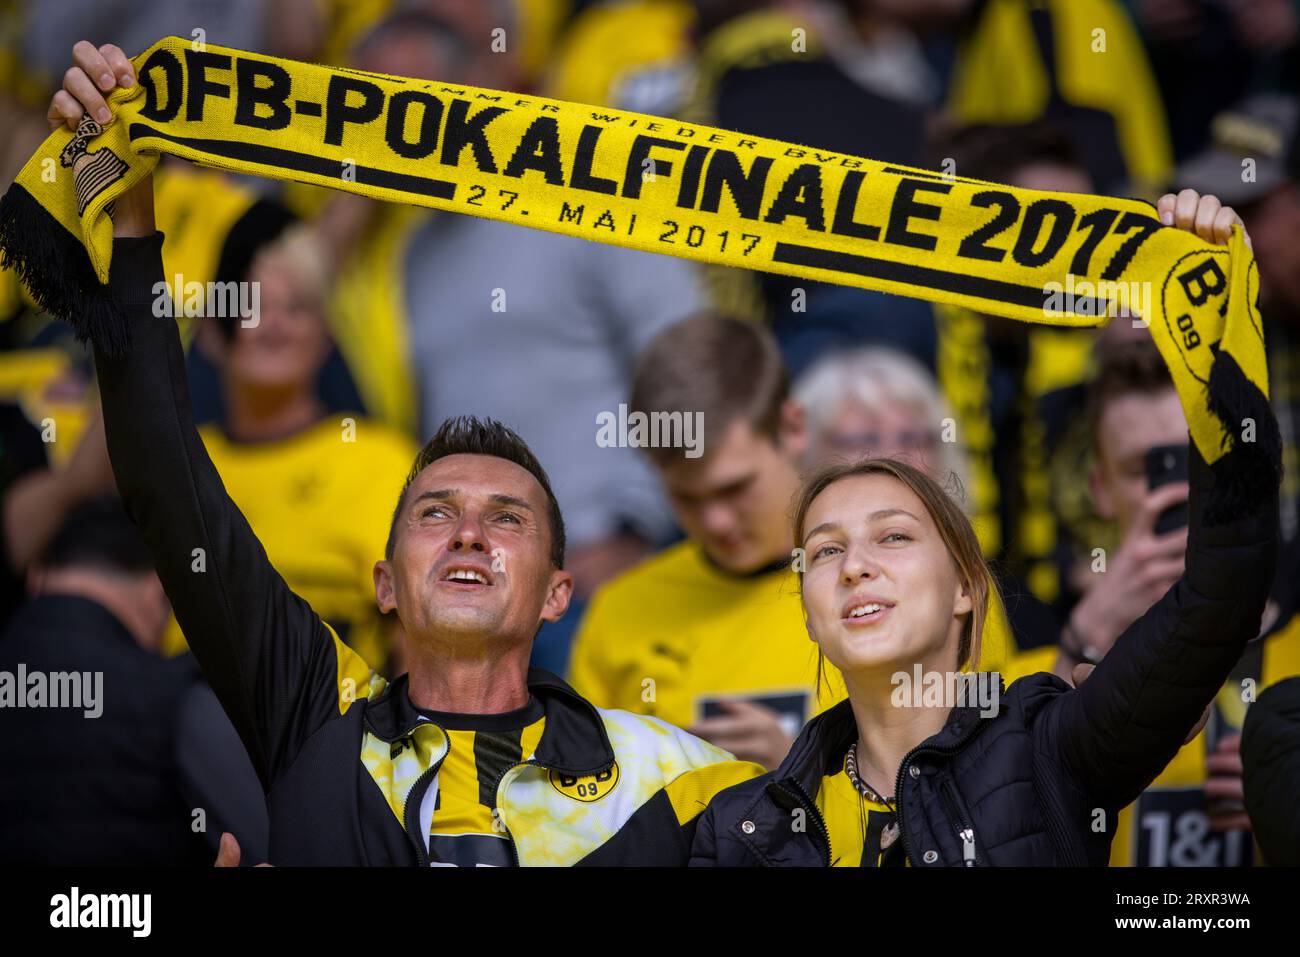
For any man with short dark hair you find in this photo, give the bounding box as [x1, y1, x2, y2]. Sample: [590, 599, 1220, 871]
[0, 497, 263, 864]
[569, 315, 819, 770]
[57, 41, 759, 867]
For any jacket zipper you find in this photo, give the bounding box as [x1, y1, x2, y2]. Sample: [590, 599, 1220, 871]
[893, 718, 990, 867]
[401, 744, 448, 867]
[938, 778, 978, 866]
[774, 779, 832, 866]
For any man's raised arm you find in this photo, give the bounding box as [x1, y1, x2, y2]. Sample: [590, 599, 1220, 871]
[58, 42, 365, 785]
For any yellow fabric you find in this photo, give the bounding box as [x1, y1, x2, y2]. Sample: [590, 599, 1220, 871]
[0, 267, 18, 315]
[0, 347, 68, 398]
[547, 0, 693, 108]
[569, 540, 1011, 734]
[198, 416, 416, 669]
[328, 204, 424, 438]
[0, 35, 1269, 471]
[360, 715, 448, 841]
[0, 346, 87, 468]
[495, 706, 752, 865]
[947, 0, 1172, 194]
[1003, 644, 1061, 685]
[332, 623, 376, 715]
[428, 719, 545, 865]
[516, 0, 573, 87]
[936, 304, 1002, 557]
[675, 8, 825, 323]
[937, 303, 1099, 605]
[568, 543, 834, 731]
[358, 703, 754, 867]
[358, 701, 546, 867]
[816, 751, 909, 867]
[664, 759, 767, 826]
[314, 0, 400, 68]
[1110, 614, 1300, 866]
[0, 163, 253, 490]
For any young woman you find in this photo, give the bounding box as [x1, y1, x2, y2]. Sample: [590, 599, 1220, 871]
[690, 193, 1279, 866]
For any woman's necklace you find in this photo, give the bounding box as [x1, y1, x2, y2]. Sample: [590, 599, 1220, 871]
[846, 742, 901, 851]
[845, 742, 894, 804]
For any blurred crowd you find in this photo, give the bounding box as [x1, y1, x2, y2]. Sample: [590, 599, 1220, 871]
[0, 0, 1298, 867]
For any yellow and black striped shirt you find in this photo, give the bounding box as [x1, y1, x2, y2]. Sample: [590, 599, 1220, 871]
[816, 753, 909, 868]
[416, 698, 546, 868]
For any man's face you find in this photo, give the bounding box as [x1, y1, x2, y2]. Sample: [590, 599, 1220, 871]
[657, 413, 805, 574]
[1091, 388, 1188, 532]
[374, 454, 572, 650]
[800, 474, 971, 677]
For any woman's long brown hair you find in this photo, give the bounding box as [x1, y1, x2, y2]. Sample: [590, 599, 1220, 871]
[792, 457, 997, 675]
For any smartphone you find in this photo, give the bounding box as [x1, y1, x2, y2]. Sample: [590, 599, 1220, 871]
[1145, 444, 1189, 534]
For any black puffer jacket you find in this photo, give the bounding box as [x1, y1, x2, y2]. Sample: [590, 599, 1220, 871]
[691, 442, 1278, 866]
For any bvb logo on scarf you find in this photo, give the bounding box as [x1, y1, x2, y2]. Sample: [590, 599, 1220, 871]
[59, 114, 130, 216]
[0, 36, 1280, 522]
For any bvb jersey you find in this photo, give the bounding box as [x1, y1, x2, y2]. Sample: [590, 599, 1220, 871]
[569, 541, 1011, 741]
[547, 0, 695, 112]
[415, 700, 546, 868]
[197, 417, 417, 669]
[816, 751, 908, 867]
[1111, 613, 1300, 866]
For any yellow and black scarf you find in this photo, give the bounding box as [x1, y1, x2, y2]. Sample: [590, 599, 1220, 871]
[0, 36, 1279, 522]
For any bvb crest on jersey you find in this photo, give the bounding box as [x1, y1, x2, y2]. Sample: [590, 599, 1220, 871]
[549, 763, 620, 803]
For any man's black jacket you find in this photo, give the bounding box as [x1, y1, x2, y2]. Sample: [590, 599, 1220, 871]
[0, 594, 209, 864]
[691, 442, 1279, 866]
[92, 234, 757, 866]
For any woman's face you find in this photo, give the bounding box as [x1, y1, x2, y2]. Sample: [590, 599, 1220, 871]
[800, 473, 971, 678]
[226, 257, 330, 392]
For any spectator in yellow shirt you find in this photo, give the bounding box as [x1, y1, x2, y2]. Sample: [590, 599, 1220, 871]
[192, 224, 416, 672]
[569, 316, 1008, 769]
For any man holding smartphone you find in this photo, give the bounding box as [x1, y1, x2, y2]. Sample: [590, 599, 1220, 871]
[1065, 338, 1300, 866]
[1062, 339, 1192, 674]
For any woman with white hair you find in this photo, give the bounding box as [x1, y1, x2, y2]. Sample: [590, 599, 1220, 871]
[795, 346, 969, 495]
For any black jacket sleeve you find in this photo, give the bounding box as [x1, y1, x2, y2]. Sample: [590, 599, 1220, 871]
[93, 233, 364, 787]
[1242, 675, 1300, 865]
[1039, 441, 1279, 811]
[687, 800, 721, 866]
[174, 681, 269, 861]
